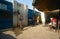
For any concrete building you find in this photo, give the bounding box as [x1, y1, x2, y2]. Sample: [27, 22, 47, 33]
[13, 0, 28, 28]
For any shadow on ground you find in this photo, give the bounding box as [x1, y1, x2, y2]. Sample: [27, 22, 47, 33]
[0, 28, 23, 36]
[0, 32, 16, 39]
[13, 27, 22, 36]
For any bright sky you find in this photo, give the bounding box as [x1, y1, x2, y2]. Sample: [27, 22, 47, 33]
[7, 0, 33, 9]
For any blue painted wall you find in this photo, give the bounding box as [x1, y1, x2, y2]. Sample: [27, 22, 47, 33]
[28, 9, 34, 19]
[28, 9, 35, 25]
[28, 9, 41, 25]
[0, 1, 13, 30]
[0, 1, 13, 12]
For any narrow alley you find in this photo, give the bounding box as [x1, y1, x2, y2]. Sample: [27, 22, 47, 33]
[0, 0, 60, 39]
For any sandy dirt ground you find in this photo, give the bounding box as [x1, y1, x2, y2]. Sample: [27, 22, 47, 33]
[0, 24, 60, 39]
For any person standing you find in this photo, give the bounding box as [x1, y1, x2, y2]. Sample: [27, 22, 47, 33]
[48, 17, 53, 30]
[52, 17, 57, 31]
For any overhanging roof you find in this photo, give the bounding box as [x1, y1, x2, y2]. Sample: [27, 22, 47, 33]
[32, 0, 60, 11]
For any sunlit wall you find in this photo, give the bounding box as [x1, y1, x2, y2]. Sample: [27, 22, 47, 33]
[40, 11, 45, 25]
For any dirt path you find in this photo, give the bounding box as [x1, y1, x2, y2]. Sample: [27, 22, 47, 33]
[17, 24, 59, 39]
[0, 24, 60, 39]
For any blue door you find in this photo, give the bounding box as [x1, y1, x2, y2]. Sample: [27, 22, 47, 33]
[0, 11, 13, 30]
